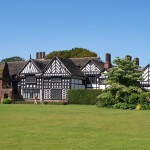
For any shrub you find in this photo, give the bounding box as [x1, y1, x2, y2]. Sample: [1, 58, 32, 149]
[138, 92, 149, 104]
[113, 103, 129, 109]
[128, 104, 136, 110]
[68, 89, 102, 105]
[140, 103, 150, 110]
[2, 98, 12, 104]
[97, 92, 114, 108]
[128, 93, 139, 104]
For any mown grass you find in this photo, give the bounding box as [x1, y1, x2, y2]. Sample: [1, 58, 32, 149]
[0, 104, 149, 150]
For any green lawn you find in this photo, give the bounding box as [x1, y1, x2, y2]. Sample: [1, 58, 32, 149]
[0, 104, 149, 150]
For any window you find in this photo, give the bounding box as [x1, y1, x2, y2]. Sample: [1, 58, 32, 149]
[87, 77, 96, 84]
[26, 76, 36, 83]
[51, 89, 62, 99]
[51, 78, 61, 82]
[23, 89, 40, 99]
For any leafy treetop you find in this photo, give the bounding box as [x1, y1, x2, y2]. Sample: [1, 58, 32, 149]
[46, 47, 98, 59]
[1, 56, 25, 63]
[104, 57, 142, 87]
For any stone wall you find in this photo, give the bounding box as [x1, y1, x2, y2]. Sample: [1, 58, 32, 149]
[1, 88, 12, 102]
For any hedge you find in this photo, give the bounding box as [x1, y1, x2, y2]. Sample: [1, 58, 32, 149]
[68, 89, 102, 105]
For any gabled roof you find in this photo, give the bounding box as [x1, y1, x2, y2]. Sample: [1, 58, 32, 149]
[0, 56, 105, 78]
[58, 57, 85, 77]
[70, 57, 104, 69]
[32, 59, 50, 71]
[18, 59, 42, 75]
[142, 64, 150, 71]
[0, 61, 27, 77]
[8, 61, 27, 75]
[43, 56, 85, 77]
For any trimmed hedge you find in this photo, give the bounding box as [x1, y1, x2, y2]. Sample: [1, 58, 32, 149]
[68, 89, 102, 105]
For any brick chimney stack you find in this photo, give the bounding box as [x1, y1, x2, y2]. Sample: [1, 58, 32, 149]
[134, 57, 139, 66]
[104, 53, 111, 69]
[125, 55, 132, 61]
[36, 52, 46, 60]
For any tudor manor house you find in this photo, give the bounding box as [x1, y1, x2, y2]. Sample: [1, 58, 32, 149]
[0, 52, 149, 102]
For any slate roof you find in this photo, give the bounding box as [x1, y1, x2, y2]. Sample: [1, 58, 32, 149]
[70, 57, 104, 69]
[0, 57, 105, 78]
[32, 59, 50, 71]
[0, 61, 27, 77]
[58, 57, 85, 77]
[8, 61, 27, 75]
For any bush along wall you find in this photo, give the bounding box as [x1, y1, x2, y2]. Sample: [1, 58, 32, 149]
[2, 98, 12, 104]
[68, 89, 102, 105]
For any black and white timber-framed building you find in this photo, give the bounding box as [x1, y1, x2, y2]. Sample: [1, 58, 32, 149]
[0, 52, 112, 101]
[140, 64, 150, 90]
[1, 52, 148, 102]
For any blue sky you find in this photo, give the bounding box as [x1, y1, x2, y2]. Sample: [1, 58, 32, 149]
[0, 0, 150, 67]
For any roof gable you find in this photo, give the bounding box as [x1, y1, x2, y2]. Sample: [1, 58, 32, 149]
[44, 57, 70, 76]
[19, 60, 41, 74]
[81, 60, 101, 74]
[142, 64, 150, 81]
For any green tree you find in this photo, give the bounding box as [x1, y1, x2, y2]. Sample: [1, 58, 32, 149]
[47, 47, 97, 59]
[97, 57, 143, 108]
[105, 57, 142, 87]
[1, 56, 25, 63]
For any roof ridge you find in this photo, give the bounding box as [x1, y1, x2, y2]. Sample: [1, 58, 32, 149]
[69, 57, 99, 59]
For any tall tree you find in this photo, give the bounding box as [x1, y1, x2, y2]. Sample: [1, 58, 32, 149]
[97, 57, 143, 107]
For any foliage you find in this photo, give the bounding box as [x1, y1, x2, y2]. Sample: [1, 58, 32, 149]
[97, 57, 144, 109]
[113, 103, 129, 109]
[140, 103, 150, 110]
[68, 89, 102, 105]
[1, 56, 25, 63]
[128, 93, 139, 104]
[2, 62, 11, 87]
[104, 57, 142, 87]
[138, 92, 150, 104]
[96, 91, 114, 107]
[113, 103, 136, 110]
[47, 47, 98, 59]
[2, 98, 12, 104]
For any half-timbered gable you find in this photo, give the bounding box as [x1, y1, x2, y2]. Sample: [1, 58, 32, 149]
[80, 59, 104, 89]
[140, 64, 150, 89]
[43, 56, 86, 100]
[81, 60, 102, 74]
[44, 57, 70, 76]
[20, 60, 41, 75]
[19, 59, 45, 100]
